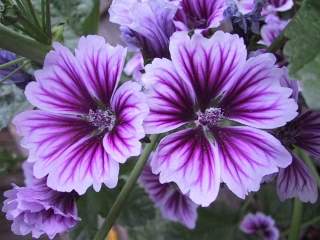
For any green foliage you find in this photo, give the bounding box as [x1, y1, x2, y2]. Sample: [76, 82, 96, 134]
[69, 180, 156, 240]
[284, 0, 320, 109]
[48, 0, 100, 47]
[0, 148, 22, 175]
[0, 85, 29, 130]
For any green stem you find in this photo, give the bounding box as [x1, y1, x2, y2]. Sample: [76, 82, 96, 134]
[0, 57, 26, 70]
[283, 211, 320, 237]
[288, 198, 303, 240]
[239, 194, 254, 217]
[0, 24, 50, 64]
[267, 31, 288, 54]
[93, 135, 160, 240]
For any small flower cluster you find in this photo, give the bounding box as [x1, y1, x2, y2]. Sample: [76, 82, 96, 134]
[240, 212, 280, 240]
[2, 0, 319, 238]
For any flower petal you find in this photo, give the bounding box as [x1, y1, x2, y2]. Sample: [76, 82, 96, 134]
[170, 31, 247, 110]
[143, 58, 196, 134]
[13, 110, 118, 194]
[214, 126, 292, 198]
[268, 0, 294, 12]
[279, 67, 300, 102]
[151, 128, 220, 207]
[277, 155, 318, 203]
[109, 0, 178, 59]
[46, 137, 119, 194]
[294, 110, 320, 157]
[259, 17, 288, 47]
[13, 110, 93, 169]
[174, 0, 226, 30]
[140, 164, 198, 229]
[76, 35, 127, 104]
[25, 42, 95, 115]
[103, 81, 148, 163]
[220, 53, 298, 129]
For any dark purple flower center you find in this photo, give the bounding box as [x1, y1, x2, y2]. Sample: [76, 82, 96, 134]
[197, 107, 224, 127]
[86, 109, 115, 132]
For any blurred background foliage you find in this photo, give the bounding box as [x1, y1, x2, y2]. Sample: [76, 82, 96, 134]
[0, 0, 320, 239]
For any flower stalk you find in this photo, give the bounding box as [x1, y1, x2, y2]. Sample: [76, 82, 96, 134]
[93, 135, 160, 240]
[288, 198, 303, 240]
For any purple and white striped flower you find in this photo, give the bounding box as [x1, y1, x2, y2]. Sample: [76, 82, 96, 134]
[2, 163, 79, 239]
[109, 0, 227, 59]
[109, 0, 178, 59]
[13, 35, 148, 195]
[124, 52, 144, 82]
[139, 161, 198, 229]
[273, 68, 319, 203]
[174, 0, 227, 31]
[240, 212, 279, 240]
[277, 155, 318, 203]
[143, 30, 298, 207]
[236, 0, 294, 15]
[259, 15, 289, 47]
[264, 0, 294, 13]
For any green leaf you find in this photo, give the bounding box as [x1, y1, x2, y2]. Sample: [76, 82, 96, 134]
[284, 0, 320, 109]
[32, 0, 100, 48]
[82, 0, 100, 35]
[295, 53, 320, 109]
[69, 181, 156, 239]
[69, 190, 99, 240]
[164, 202, 240, 240]
[0, 85, 29, 130]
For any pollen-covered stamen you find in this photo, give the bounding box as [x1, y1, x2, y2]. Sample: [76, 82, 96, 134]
[197, 107, 224, 127]
[86, 109, 116, 132]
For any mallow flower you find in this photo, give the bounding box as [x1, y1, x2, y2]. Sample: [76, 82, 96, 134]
[143, 30, 298, 206]
[240, 212, 279, 240]
[236, 0, 294, 15]
[13, 35, 148, 194]
[124, 52, 144, 82]
[109, 0, 178, 59]
[259, 15, 289, 47]
[273, 68, 319, 203]
[109, 0, 227, 59]
[139, 158, 198, 229]
[2, 162, 79, 239]
[173, 0, 226, 31]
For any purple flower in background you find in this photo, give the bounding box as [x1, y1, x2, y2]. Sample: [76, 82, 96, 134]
[2, 162, 79, 239]
[109, 0, 227, 59]
[124, 52, 144, 82]
[139, 161, 198, 229]
[259, 15, 288, 47]
[174, 0, 227, 30]
[277, 155, 318, 203]
[13, 35, 148, 195]
[273, 68, 319, 203]
[109, 0, 178, 59]
[143, 31, 297, 206]
[236, 0, 258, 14]
[236, 0, 293, 15]
[0, 49, 33, 89]
[265, 0, 294, 13]
[240, 212, 279, 240]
